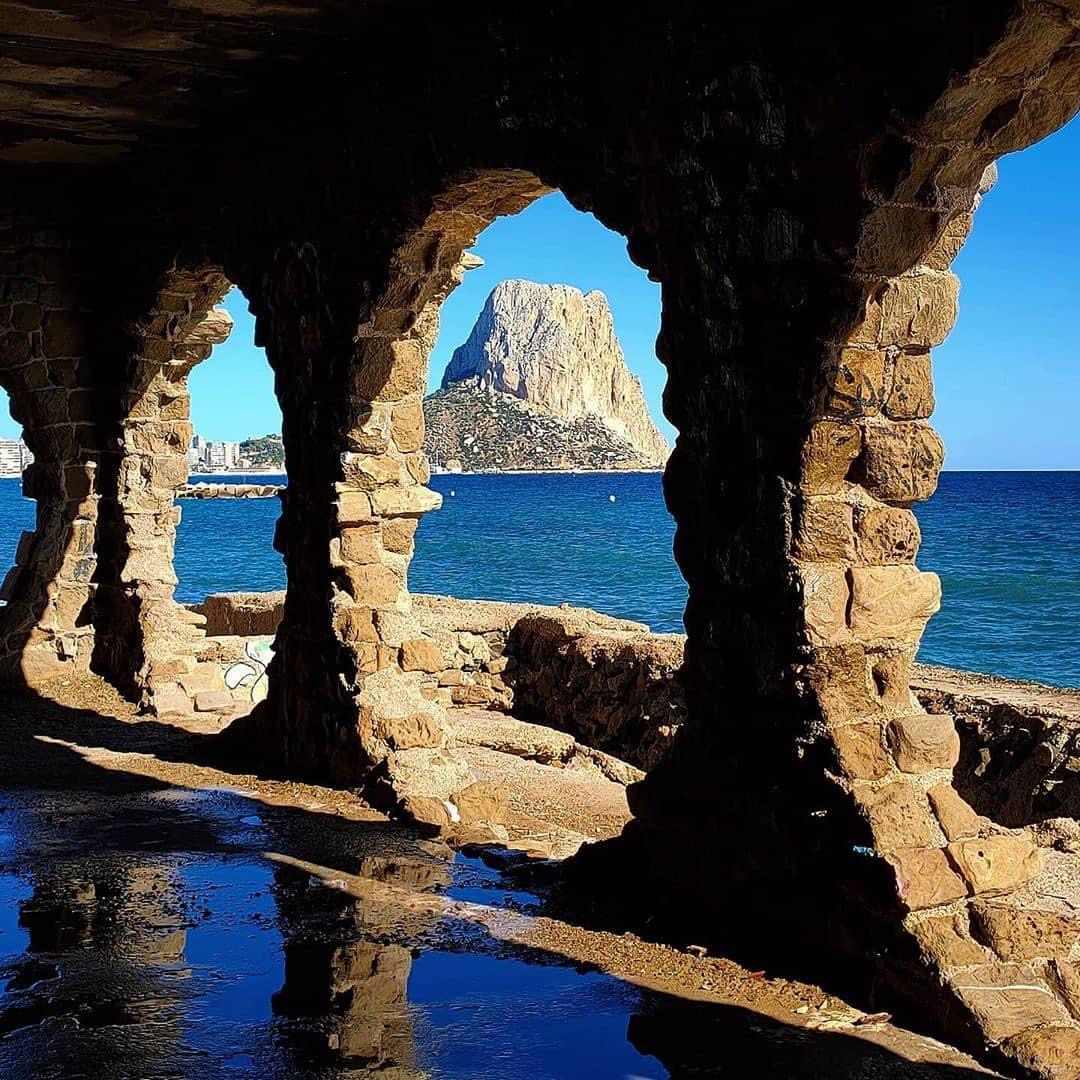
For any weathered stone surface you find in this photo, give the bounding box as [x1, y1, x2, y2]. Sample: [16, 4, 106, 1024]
[879, 272, 960, 348]
[438, 280, 668, 466]
[910, 911, 989, 968]
[888, 847, 968, 911]
[375, 709, 442, 751]
[193, 689, 234, 713]
[849, 566, 941, 643]
[999, 1026, 1080, 1080]
[1049, 960, 1080, 1020]
[336, 490, 374, 524]
[855, 506, 921, 564]
[342, 564, 402, 607]
[861, 423, 945, 504]
[864, 783, 935, 851]
[450, 781, 509, 825]
[928, 784, 984, 841]
[795, 499, 856, 562]
[799, 565, 849, 645]
[885, 351, 934, 420]
[339, 523, 382, 565]
[801, 421, 861, 494]
[369, 485, 442, 516]
[887, 713, 960, 773]
[399, 637, 444, 673]
[947, 835, 1043, 897]
[833, 722, 892, 780]
[951, 963, 1073, 1043]
[971, 898, 1080, 962]
[816, 347, 887, 416]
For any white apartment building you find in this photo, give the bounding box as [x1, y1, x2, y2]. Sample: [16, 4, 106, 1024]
[0, 439, 33, 477]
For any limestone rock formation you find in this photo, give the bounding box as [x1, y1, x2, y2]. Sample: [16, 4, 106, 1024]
[431, 279, 669, 470]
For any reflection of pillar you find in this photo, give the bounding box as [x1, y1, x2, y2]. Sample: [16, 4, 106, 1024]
[275, 937, 415, 1067]
[12, 859, 187, 1076]
[270, 857, 448, 1071]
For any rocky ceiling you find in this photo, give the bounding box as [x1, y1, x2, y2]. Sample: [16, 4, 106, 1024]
[0, 0, 384, 166]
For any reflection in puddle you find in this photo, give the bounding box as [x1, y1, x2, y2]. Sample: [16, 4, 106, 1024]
[0, 785, 668, 1078]
[0, 781, 986, 1079]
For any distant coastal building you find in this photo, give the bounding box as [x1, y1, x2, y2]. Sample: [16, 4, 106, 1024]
[0, 438, 33, 478]
[188, 433, 242, 471]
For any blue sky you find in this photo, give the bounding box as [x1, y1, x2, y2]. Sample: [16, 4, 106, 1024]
[3, 143, 1078, 467]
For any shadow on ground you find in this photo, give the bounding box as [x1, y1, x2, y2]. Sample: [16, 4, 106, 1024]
[0, 683, 999, 1078]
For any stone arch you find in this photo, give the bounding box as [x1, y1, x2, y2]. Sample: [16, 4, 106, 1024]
[608, 17, 1080, 1078]
[92, 264, 238, 705]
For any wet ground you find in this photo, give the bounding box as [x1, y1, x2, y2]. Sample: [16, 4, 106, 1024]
[0, 682, 1002, 1079]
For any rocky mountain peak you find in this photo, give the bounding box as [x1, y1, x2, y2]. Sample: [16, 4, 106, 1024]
[439, 279, 669, 466]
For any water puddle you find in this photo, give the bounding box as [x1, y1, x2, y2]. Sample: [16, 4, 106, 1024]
[0, 781, 978, 1078]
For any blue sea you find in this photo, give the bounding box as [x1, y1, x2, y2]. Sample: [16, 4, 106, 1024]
[0, 470, 1074, 688]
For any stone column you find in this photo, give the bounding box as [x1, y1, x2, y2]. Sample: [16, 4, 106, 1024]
[245, 186, 546, 824]
[94, 269, 233, 705]
[0, 215, 105, 683]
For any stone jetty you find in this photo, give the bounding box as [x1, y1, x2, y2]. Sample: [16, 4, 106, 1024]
[178, 482, 282, 499]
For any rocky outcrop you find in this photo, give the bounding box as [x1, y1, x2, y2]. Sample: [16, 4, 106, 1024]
[422, 382, 660, 472]
[435, 279, 669, 468]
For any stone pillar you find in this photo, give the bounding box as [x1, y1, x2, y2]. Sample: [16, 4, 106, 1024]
[246, 177, 546, 821]
[94, 268, 233, 704]
[0, 215, 105, 683]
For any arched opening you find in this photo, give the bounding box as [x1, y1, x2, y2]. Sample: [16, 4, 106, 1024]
[398, 190, 683, 771]
[94, 270, 284, 721]
[0, 387, 36, 609]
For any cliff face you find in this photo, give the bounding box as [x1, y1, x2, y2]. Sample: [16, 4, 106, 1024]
[439, 279, 669, 466]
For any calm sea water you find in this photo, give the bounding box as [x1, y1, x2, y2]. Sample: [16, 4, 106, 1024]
[0, 470, 1074, 687]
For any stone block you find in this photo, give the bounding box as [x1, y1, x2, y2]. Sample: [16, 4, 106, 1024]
[193, 690, 235, 713]
[369, 485, 442, 516]
[400, 794, 452, 828]
[805, 645, 880, 723]
[799, 565, 849, 645]
[800, 421, 861, 494]
[340, 452, 402, 490]
[399, 638, 445, 673]
[451, 782, 509, 825]
[794, 499, 856, 562]
[849, 565, 941, 643]
[887, 713, 960, 773]
[336, 490, 374, 524]
[879, 272, 960, 348]
[333, 605, 378, 645]
[815, 347, 887, 416]
[339, 523, 382, 565]
[928, 784, 984, 841]
[888, 847, 968, 911]
[350, 338, 426, 402]
[911, 911, 989, 968]
[861, 422, 945, 504]
[451, 684, 497, 706]
[855, 506, 921, 564]
[971, 898, 1080, 961]
[999, 1026, 1080, 1080]
[885, 351, 934, 420]
[342, 564, 402, 607]
[343, 403, 392, 453]
[864, 783, 935, 851]
[376, 710, 442, 750]
[833, 722, 892, 780]
[390, 398, 425, 453]
[949, 963, 1071, 1043]
[1048, 960, 1080, 1020]
[382, 516, 418, 554]
[869, 650, 916, 710]
[42, 310, 85, 356]
[947, 835, 1042, 897]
